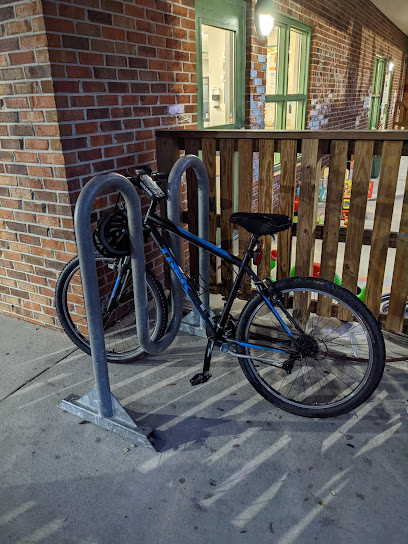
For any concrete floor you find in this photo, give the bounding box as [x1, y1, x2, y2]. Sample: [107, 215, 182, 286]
[0, 313, 407, 544]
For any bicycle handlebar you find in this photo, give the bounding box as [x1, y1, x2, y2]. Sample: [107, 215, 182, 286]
[119, 166, 167, 201]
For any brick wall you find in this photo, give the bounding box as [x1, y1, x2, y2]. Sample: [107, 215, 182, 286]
[0, 0, 197, 328]
[43, 0, 197, 285]
[246, 0, 407, 131]
[0, 0, 72, 326]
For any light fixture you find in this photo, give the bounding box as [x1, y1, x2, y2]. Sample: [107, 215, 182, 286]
[255, 0, 275, 38]
[388, 58, 394, 72]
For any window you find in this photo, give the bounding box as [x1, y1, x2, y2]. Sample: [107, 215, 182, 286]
[196, 0, 246, 129]
[265, 14, 311, 131]
[368, 56, 386, 130]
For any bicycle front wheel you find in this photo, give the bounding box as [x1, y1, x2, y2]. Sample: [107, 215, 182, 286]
[236, 277, 385, 417]
[55, 255, 168, 363]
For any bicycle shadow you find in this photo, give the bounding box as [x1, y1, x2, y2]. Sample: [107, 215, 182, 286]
[126, 363, 407, 452]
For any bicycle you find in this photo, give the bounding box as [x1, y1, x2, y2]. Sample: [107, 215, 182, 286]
[55, 166, 385, 418]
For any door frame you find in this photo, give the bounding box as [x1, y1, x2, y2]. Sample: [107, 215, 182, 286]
[196, 0, 246, 129]
[368, 56, 386, 129]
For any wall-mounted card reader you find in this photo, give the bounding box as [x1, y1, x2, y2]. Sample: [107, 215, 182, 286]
[211, 87, 220, 108]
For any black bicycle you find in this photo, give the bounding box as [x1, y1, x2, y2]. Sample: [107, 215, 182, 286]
[55, 166, 385, 418]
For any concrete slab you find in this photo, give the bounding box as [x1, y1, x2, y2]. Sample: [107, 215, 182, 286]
[0, 314, 76, 402]
[0, 314, 407, 543]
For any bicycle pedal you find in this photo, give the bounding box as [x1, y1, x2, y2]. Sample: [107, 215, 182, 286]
[190, 371, 212, 386]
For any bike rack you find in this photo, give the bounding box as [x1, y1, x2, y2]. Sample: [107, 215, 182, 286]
[58, 156, 210, 447]
[167, 155, 210, 337]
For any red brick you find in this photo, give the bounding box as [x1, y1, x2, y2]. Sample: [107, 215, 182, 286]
[8, 51, 35, 65]
[30, 96, 56, 109]
[90, 38, 115, 53]
[79, 52, 104, 65]
[74, 122, 99, 135]
[15, 1, 42, 17]
[58, 4, 85, 19]
[6, 19, 32, 35]
[101, 0, 124, 13]
[103, 27, 126, 41]
[88, 9, 113, 25]
[28, 166, 54, 178]
[44, 17, 75, 33]
[66, 66, 93, 78]
[126, 31, 146, 44]
[125, 4, 145, 17]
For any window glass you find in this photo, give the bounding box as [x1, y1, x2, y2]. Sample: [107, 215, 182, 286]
[286, 100, 299, 130]
[266, 26, 280, 95]
[265, 102, 277, 129]
[287, 29, 302, 95]
[201, 24, 235, 128]
[265, 15, 310, 140]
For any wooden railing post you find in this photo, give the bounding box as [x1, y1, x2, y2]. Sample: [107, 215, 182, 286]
[365, 140, 403, 319]
[317, 140, 348, 316]
[202, 138, 217, 289]
[156, 134, 181, 289]
[258, 139, 275, 280]
[340, 140, 374, 320]
[294, 139, 320, 327]
[185, 138, 201, 286]
[277, 139, 297, 281]
[386, 169, 408, 332]
[238, 139, 254, 298]
[219, 139, 235, 295]
[295, 139, 320, 277]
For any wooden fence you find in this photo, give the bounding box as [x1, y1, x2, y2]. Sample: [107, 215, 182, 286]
[155, 130, 408, 333]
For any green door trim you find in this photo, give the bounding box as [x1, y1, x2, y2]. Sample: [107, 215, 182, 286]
[264, 10, 311, 131]
[368, 56, 386, 129]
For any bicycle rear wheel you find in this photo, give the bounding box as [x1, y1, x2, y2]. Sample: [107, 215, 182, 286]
[55, 255, 168, 363]
[236, 277, 385, 417]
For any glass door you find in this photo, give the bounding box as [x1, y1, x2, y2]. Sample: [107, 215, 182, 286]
[196, 0, 246, 129]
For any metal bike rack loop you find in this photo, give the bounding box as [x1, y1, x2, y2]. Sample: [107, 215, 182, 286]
[58, 155, 210, 445]
[167, 155, 210, 337]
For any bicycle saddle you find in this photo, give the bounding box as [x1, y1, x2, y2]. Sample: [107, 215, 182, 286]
[229, 212, 292, 236]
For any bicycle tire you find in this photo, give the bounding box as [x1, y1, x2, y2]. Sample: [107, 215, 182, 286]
[55, 255, 168, 363]
[236, 277, 385, 417]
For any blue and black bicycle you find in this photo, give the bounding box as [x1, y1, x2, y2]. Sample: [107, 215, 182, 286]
[55, 166, 385, 418]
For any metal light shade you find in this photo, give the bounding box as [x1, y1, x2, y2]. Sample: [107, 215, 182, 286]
[255, 0, 275, 37]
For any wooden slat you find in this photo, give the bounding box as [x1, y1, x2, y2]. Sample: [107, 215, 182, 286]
[258, 139, 275, 280]
[219, 139, 235, 294]
[291, 223, 401, 248]
[238, 139, 254, 298]
[295, 139, 320, 276]
[185, 138, 200, 285]
[341, 140, 374, 299]
[317, 140, 348, 316]
[155, 135, 181, 289]
[294, 139, 320, 326]
[386, 169, 408, 331]
[365, 140, 403, 318]
[277, 139, 297, 280]
[202, 138, 217, 288]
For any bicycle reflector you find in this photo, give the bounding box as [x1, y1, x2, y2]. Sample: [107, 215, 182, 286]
[93, 211, 130, 257]
[253, 239, 264, 266]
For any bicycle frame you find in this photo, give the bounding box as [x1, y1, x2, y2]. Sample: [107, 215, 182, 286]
[146, 212, 295, 344]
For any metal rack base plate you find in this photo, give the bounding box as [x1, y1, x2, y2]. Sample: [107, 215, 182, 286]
[59, 386, 154, 448]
